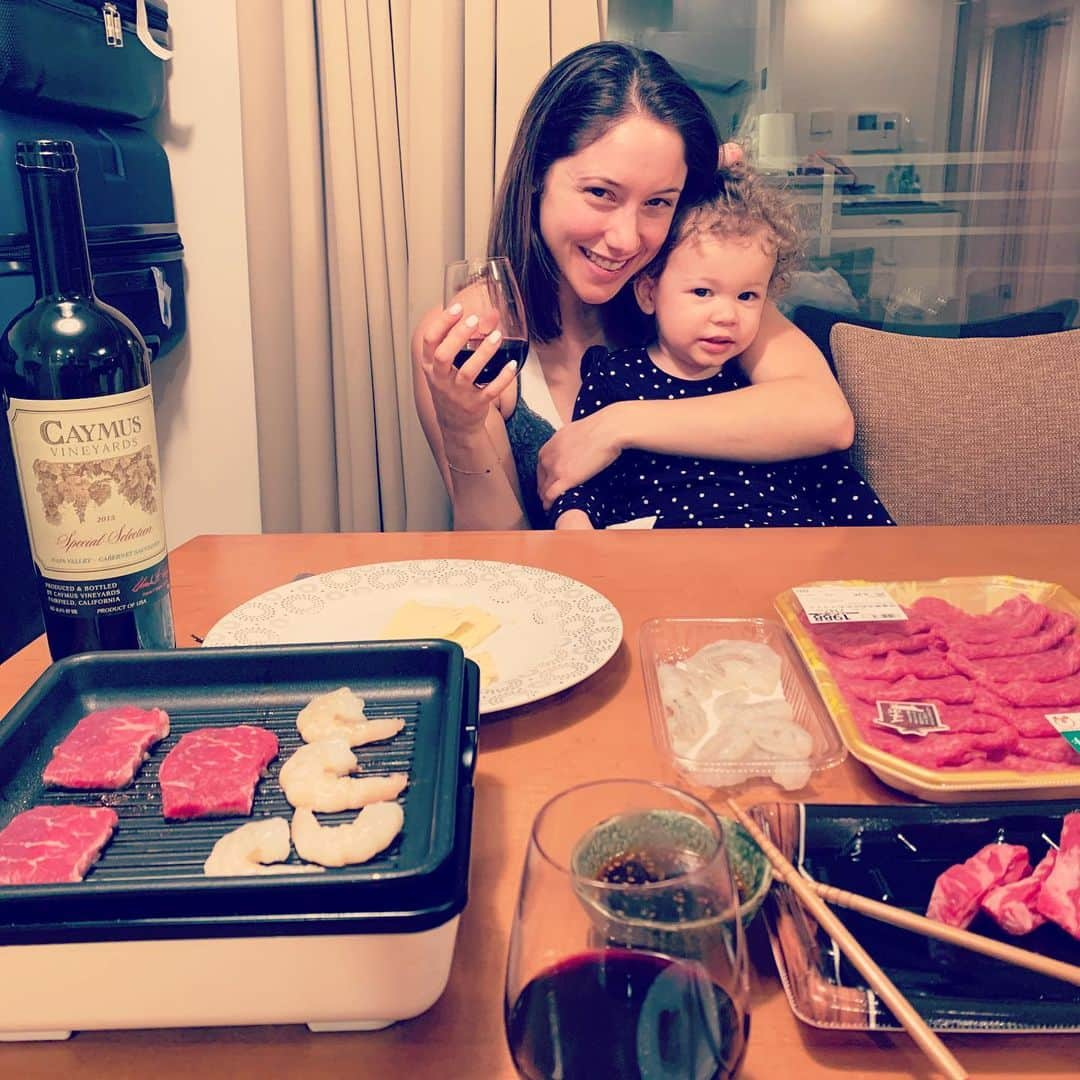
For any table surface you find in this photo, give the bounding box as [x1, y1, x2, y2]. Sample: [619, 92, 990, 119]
[1, 525, 1078, 1080]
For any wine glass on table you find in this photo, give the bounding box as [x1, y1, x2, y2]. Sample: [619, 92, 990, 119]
[443, 256, 528, 386]
[505, 779, 751, 1080]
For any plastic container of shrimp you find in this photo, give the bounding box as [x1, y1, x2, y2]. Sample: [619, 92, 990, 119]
[640, 618, 845, 791]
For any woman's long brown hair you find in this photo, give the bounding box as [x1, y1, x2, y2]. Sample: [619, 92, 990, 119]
[487, 42, 720, 345]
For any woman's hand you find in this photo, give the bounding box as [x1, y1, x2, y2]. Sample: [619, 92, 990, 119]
[417, 305, 519, 438]
[537, 407, 624, 509]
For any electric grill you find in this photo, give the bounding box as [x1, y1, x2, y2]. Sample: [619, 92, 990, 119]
[0, 640, 478, 1040]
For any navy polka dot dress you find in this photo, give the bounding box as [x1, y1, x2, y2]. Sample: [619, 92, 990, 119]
[549, 345, 896, 529]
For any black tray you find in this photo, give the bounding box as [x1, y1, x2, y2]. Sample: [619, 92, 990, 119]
[0, 642, 478, 945]
[755, 800, 1080, 1032]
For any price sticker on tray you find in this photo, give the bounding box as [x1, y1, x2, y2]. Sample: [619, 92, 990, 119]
[793, 584, 907, 624]
[1046, 713, 1080, 752]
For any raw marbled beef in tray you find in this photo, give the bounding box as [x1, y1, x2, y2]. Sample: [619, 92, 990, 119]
[807, 593, 1080, 774]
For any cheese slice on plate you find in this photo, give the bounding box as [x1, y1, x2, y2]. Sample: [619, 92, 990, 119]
[379, 600, 501, 686]
[380, 600, 469, 641]
[449, 606, 500, 651]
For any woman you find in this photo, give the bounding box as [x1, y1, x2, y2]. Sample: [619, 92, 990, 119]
[413, 42, 854, 530]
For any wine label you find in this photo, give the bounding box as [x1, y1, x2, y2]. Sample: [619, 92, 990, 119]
[6, 387, 170, 615]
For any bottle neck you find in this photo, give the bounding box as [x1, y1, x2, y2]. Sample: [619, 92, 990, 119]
[21, 166, 95, 300]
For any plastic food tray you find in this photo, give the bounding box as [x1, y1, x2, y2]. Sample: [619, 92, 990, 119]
[775, 576, 1080, 802]
[639, 617, 845, 791]
[0, 642, 478, 1039]
[754, 799, 1080, 1033]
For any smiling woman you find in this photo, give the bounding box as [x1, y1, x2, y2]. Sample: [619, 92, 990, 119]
[412, 41, 856, 532]
[536, 115, 686, 309]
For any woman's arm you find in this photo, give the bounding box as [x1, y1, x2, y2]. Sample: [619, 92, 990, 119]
[537, 304, 854, 507]
[411, 305, 530, 530]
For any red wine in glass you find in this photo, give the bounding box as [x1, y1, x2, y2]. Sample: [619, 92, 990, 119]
[453, 337, 528, 386]
[507, 948, 749, 1080]
[444, 256, 528, 386]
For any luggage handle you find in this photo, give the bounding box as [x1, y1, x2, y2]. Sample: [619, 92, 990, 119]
[135, 0, 173, 60]
[94, 264, 173, 329]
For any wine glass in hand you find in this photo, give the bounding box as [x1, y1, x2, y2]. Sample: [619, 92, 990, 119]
[443, 257, 528, 386]
[505, 780, 751, 1080]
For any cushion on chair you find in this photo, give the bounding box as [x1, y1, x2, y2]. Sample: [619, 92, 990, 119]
[830, 325, 1080, 525]
[793, 299, 1078, 374]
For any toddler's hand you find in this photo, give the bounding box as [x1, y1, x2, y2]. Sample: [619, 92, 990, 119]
[554, 509, 594, 530]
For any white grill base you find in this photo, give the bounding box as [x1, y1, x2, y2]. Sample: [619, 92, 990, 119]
[0, 916, 459, 1040]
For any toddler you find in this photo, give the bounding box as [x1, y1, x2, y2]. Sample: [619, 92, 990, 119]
[549, 168, 894, 530]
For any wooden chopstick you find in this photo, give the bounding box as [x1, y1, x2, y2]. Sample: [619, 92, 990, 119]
[725, 799, 969, 1080]
[807, 878, 1080, 987]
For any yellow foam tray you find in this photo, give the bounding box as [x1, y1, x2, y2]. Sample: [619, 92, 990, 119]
[774, 575, 1080, 803]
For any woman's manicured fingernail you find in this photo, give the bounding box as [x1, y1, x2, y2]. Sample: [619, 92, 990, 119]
[448, 302, 462, 316]
[465, 314, 479, 328]
[488, 329, 502, 344]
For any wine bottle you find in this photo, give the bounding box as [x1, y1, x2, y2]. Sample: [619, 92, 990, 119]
[0, 139, 174, 660]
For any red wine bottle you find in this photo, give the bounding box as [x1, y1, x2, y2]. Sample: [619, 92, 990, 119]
[0, 140, 174, 660]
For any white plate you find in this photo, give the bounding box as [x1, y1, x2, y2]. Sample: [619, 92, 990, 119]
[202, 559, 624, 715]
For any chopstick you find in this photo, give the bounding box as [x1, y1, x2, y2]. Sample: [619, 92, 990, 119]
[807, 878, 1080, 987]
[725, 799, 969, 1080]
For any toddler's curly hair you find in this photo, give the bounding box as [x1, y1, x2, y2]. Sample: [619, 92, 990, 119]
[647, 165, 803, 296]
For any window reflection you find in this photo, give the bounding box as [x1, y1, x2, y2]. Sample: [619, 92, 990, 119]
[607, 0, 1078, 328]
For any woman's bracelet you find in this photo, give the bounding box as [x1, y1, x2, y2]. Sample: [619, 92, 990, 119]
[446, 431, 503, 477]
[447, 460, 496, 477]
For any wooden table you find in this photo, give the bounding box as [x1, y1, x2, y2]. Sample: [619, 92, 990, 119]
[1, 526, 1078, 1080]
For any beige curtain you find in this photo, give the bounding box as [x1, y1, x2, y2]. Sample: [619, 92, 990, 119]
[236, 0, 605, 533]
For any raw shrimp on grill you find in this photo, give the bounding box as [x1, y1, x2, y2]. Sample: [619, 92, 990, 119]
[291, 802, 404, 868]
[296, 687, 405, 747]
[203, 817, 324, 877]
[278, 739, 409, 813]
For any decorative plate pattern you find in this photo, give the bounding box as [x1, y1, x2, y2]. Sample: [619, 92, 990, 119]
[203, 559, 623, 715]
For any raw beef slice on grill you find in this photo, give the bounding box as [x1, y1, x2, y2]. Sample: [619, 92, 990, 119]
[159, 725, 279, 820]
[43, 705, 170, 789]
[0, 806, 119, 885]
[925, 842, 1030, 928]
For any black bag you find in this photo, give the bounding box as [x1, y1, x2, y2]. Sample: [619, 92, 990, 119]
[0, 107, 185, 663]
[0, 0, 171, 123]
[0, 107, 185, 360]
